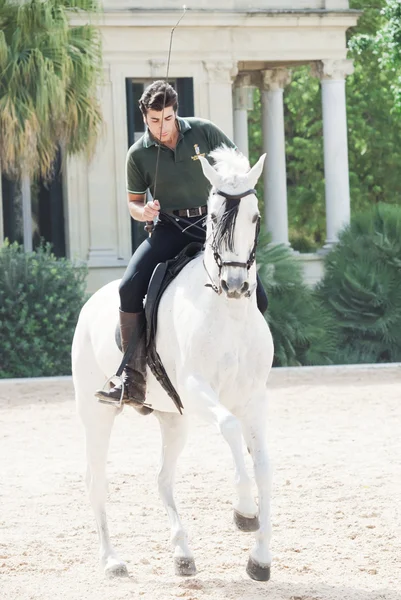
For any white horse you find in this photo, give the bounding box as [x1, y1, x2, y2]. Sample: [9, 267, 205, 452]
[72, 147, 274, 581]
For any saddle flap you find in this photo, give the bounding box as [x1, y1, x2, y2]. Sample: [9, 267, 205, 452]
[144, 242, 203, 413]
[145, 261, 168, 346]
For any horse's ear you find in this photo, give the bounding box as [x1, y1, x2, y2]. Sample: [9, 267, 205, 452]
[248, 153, 266, 188]
[198, 156, 221, 189]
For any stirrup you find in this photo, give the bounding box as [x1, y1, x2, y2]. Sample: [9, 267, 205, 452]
[96, 374, 152, 410]
[96, 375, 125, 408]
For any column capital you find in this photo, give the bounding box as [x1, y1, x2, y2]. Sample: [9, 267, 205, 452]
[203, 61, 238, 84]
[261, 68, 292, 92]
[233, 73, 252, 88]
[311, 59, 354, 81]
[233, 73, 254, 111]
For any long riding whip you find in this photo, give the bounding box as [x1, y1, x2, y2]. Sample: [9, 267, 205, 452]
[145, 5, 187, 235]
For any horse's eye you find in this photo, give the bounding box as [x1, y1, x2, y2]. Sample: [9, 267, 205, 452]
[252, 213, 260, 224]
[210, 213, 217, 223]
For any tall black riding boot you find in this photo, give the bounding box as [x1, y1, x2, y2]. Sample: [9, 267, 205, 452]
[95, 310, 147, 406]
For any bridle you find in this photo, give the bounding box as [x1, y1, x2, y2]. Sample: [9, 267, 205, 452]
[204, 188, 261, 294]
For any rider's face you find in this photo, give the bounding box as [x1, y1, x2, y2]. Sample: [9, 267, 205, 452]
[144, 106, 177, 145]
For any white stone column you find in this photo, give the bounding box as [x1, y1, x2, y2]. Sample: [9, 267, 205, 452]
[261, 68, 291, 245]
[313, 59, 354, 247]
[203, 61, 237, 140]
[232, 74, 254, 157]
[86, 66, 123, 267]
[65, 65, 126, 266]
[64, 155, 90, 261]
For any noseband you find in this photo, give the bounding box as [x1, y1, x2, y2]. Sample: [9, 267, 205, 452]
[204, 188, 261, 294]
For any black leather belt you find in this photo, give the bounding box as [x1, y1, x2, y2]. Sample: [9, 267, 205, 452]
[172, 205, 207, 218]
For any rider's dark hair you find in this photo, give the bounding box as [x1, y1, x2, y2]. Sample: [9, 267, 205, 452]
[139, 80, 178, 116]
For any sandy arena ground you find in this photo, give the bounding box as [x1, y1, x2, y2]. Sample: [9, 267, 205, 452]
[0, 366, 400, 600]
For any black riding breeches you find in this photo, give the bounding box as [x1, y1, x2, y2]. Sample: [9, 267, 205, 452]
[119, 215, 268, 314]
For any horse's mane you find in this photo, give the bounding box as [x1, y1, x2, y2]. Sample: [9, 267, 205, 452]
[208, 146, 251, 253]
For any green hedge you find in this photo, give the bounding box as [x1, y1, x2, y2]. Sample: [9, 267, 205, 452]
[257, 232, 339, 366]
[316, 203, 401, 364]
[0, 241, 88, 378]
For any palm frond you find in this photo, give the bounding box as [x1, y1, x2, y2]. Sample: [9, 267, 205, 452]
[0, 0, 102, 179]
[316, 203, 401, 363]
[256, 229, 339, 366]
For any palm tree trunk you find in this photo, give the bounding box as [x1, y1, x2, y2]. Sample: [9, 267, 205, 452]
[21, 175, 32, 252]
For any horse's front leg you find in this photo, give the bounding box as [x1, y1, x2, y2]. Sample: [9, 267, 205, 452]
[240, 400, 273, 582]
[182, 377, 259, 529]
[155, 411, 196, 576]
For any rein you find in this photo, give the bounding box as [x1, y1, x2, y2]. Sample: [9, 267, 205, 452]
[159, 211, 207, 242]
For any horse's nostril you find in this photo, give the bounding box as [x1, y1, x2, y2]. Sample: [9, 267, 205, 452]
[221, 279, 229, 293]
[241, 281, 249, 293]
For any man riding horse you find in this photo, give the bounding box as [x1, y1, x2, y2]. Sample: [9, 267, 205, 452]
[95, 80, 268, 407]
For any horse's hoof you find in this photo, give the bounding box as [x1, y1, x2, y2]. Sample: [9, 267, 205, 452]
[174, 556, 197, 577]
[234, 509, 259, 532]
[246, 556, 271, 582]
[104, 558, 129, 578]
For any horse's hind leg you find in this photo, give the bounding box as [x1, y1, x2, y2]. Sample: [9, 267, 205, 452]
[72, 294, 128, 578]
[155, 411, 196, 577]
[79, 399, 127, 577]
[73, 324, 127, 579]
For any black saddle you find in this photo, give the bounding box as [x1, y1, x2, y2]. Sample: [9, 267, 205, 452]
[116, 242, 203, 413]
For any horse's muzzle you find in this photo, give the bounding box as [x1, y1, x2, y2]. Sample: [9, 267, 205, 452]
[221, 276, 250, 299]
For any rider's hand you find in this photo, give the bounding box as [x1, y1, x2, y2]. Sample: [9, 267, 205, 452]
[143, 199, 160, 221]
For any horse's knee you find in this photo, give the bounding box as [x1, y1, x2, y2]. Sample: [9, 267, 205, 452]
[157, 466, 171, 491]
[219, 413, 242, 441]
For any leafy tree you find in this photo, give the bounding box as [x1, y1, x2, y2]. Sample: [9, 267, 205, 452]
[351, 0, 401, 111]
[249, 0, 401, 250]
[347, 1, 401, 211]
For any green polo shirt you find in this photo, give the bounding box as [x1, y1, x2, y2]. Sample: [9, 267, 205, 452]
[125, 117, 235, 212]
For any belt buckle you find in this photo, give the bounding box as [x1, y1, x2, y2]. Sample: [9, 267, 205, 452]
[187, 207, 202, 217]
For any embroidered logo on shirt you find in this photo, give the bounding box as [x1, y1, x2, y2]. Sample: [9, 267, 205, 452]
[191, 144, 206, 161]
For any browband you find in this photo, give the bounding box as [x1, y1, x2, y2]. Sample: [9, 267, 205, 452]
[214, 189, 257, 201]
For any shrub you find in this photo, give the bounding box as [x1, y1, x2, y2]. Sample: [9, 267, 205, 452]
[316, 203, 401, 364]
[0, 241, 88, 378]
[257, 231, 339, 366]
